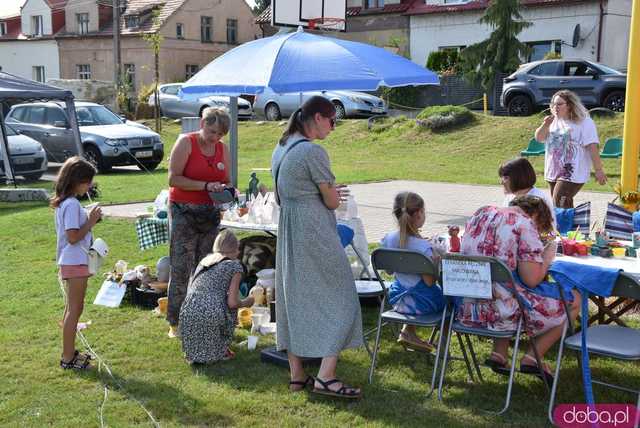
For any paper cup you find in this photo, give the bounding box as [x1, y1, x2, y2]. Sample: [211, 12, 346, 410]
[247, 335, 258, 350]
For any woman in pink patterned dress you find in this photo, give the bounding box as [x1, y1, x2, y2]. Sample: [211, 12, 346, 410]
[458, 195, 580, 383]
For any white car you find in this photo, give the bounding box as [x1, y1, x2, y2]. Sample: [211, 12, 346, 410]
[253, 88, 387, 121]
[148, 83, 253, 119]
[0, 124, 48, 181]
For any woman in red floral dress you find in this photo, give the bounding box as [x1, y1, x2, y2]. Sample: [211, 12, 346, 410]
[457, 195, 580, 382]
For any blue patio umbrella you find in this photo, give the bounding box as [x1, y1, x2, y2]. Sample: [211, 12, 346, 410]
[180, 27, 439, 186]
[181, 27, 439, 98]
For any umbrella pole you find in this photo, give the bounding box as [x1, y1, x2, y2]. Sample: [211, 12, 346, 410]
[229, 96, 238, 189]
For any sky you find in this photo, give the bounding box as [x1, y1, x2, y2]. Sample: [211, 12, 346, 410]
[0, 0, 24, 19]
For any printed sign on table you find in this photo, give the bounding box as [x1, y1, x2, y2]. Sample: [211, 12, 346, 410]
[442, 259, 492, 299]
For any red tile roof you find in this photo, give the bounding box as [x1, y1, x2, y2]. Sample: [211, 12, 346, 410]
[56, 0, 187, 37]
[44, 0, 67, 10]
[406, 0, 591, 15]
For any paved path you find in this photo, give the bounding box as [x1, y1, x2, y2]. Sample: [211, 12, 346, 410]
[101, 180, 615, 243]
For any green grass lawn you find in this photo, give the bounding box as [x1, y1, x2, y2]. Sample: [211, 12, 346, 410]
[1, 114, 636, 427]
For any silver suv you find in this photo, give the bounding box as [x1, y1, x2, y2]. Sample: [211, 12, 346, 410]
[500, 59, 626, 116]
[6, 101, 163, 173]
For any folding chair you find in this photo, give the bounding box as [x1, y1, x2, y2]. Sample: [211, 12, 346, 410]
[599, 137, 623, 158]
[437, 253, 548, 415]
[548, 272, 640, 424]
[520, 138, 545, 157]
[368, 248, 454, 396]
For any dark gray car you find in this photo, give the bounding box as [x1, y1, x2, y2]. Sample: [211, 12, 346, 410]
[500, 59, 626, 116]
[6, 101, 164, 173]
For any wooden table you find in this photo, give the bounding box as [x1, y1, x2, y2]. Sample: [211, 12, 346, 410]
[554, 253, 640, 326]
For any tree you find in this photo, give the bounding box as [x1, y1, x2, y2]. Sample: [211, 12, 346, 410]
[252, 0, 271, 15]
[459, 0, 531, 92]
[143, 9, 164, 132]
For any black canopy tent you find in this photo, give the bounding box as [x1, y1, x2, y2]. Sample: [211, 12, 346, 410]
[0, 72, 83, 183]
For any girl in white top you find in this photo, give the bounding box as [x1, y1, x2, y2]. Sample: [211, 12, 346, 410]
[51, 156, 102, 370]
[535, 90, 607, 208]
[499, 157, 556, 226]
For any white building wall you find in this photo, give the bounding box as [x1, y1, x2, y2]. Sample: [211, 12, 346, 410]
[21, 0, 53, 36]
[0, 40, 60, 80]
[410, 1, 630, 71]
[601, 0, 632, 71]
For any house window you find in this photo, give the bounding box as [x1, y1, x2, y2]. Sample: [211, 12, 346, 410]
[31, 15, 43, 35]
[439, 45, 465, 53]
[32, 66, 45, 82]
[185, 64, 199, 80]
[364, 0, 383, 8]
[125, 15, 139, 28]
[0, 22, 7, 36]
[77, 64, 91, 80]
[527, 41, 561, 62]
[76, 13, 89, 35]
[226, 19, 237, 44]
[201, 16, 212, 42]
[176, 23, 184, 39]
[123, 63, 135, 90]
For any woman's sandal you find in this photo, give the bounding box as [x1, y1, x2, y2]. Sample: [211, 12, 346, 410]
[397, 333, 434, 354]
[312, 378, 362, 400]
[520, 354, 554, 386]
[60, 351, 91, 370]
[289, 375, 314, 392]
[484, 351, 511, 376]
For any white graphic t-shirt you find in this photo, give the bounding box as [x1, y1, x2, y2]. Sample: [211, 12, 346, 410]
[544, 116, 599, 184]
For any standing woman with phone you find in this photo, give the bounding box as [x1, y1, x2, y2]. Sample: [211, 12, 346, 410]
[272, 96, 363, 399]
[535, 90, 607, 208]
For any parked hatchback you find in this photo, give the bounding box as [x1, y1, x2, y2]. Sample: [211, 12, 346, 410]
[501, 59, 626, 116]
[0, 124, 48, 181]
[149, 83, 254, 119]
[6, 101, 163, 173]
[253, 88, 387, 121]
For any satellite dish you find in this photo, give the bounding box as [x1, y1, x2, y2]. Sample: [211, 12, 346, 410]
[572, 24, 581, 48]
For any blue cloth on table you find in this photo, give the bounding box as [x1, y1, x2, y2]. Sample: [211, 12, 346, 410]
[555, 207, 575, 235]
[337, 224, 355, 248]
[388, 279, 445, 315]
[548, 259, 620, 406]
[549, 260, 619, 297]
[512, 270, 575, 303]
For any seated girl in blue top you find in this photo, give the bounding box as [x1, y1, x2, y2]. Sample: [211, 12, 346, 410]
[380, 192, 445, 352]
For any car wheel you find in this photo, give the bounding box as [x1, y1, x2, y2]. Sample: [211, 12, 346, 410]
[138, 161, 160, 172]
[333, 101, 346, 120]
[22, 172, 43, 181]
[84, 145, 111, 173]
[602, 91, 625, 112]
[265, 103, 281, 121]
[199, 106, 209, 118]
[507, 95, 533, 116]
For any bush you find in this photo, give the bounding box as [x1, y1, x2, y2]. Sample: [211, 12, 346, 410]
[416, 105, 473, 130]
[426, 50, 461, 75]
[379, 85, 422, 109]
